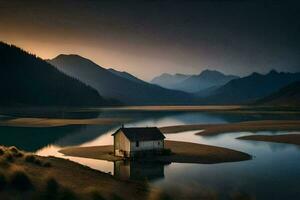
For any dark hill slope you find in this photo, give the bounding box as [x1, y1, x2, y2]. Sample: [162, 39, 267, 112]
[108, 68, 145, 84]
[256, 81, 300, 106]
[0, 42, 105, 107]
[49, 55, 197, 105]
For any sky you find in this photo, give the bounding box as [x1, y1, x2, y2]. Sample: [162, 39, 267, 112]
[0, 0, 300, 81]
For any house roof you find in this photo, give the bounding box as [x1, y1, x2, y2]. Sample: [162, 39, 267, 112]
[112, 127, 165, 141]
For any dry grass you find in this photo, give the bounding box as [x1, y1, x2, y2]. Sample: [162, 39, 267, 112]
[237, 134, 300, 145]
[0, 145, 150, 200]
[60, 140, 251, 164]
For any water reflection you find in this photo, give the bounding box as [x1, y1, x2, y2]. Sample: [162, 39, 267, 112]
[114, 160, 169, 181]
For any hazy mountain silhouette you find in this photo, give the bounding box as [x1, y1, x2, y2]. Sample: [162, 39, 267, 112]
[49, 55, 197, 105]
[108, 68, 145, 84]
[255, 81, 300, 106]
[151, 73, 191, 89]
[151, 70, 238, 93]
[204, 70, 300, 104]
[0, 42, 106, 107]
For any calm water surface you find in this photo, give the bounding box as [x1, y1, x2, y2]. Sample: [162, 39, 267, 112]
[0, 108, 300, 199]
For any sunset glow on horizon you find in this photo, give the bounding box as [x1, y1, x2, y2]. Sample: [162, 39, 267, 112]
[1, 0, 299, 80]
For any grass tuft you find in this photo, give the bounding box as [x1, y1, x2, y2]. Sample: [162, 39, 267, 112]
[59, 188, 78, 200]
[43, 162, 52, 167]
[9, 146, 19, 154]
[0, 172, 7, 190]
[4, 153, 14, 162]
[25, 154, 42, 166]
[0, 148, 4, 156]
[39, 177, 60, 199]
[86, 187, 106, 200]
[9, 170, 33, 191]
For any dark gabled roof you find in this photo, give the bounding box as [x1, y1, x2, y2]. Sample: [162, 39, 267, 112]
[112, 127, 165, 141]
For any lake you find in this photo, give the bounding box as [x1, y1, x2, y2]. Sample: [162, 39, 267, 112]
[0, 107, 300, 199]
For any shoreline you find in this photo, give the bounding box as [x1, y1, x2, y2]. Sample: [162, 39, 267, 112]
[237, 134, 300, 146]
[59, 140, 251, 164]
[0, 117, 129, 128]
[160, 120, 300, 136]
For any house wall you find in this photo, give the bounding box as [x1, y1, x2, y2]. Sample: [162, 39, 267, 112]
[130, 140, 164, 152]
[114, 131, 131, 157]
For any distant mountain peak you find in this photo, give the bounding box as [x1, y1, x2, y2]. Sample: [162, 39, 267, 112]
[268, 69, 279, 75]
[52, 54, 104, 69]
[54, 54, 83, 59]
[250, 72, 262, 77]
[199, 69, 224, 77]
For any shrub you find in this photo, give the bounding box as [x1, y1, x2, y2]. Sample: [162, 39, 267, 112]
[59, 188, 78, 200]
[9, 146, 19, 154]
[4, 153, 14, 162]
[9, 170, 33, 190]
[87, 188, 105, 200]
[0, 172, 7, 190]
[34, 158, 42, 166]
[25, 154, 42, 166]
[43, 162, 52, 167]
[0, 159, 10, 169]
[25, 154, 36, 163]
[15, 152, 24, 158]
[0, 148, 4, 156]
[46, 178, 59, 194]
[40, 177, 60, 199]
[8, 146, 23, 158]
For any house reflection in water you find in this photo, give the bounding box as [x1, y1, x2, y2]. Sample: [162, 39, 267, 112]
[114, 160, 169, 181]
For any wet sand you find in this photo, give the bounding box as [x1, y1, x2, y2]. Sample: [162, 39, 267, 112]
[59, 140, 251, 164]
[0, 117, 129, 127]
[160, 120, 300, 136]
[237, 134, 300, 145]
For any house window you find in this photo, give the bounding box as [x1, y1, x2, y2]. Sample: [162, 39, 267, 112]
[136, 141, 139, 147]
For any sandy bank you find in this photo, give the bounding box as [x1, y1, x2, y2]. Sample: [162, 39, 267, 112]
[0, 117, 129, 127]
[60, 140, 251, 164]
[103, 105, 242, 111]
[237, 134, 300, 146]
[160, 120, 300, 136]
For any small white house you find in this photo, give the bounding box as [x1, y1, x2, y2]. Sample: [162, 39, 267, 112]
[112, 127, 165, 157]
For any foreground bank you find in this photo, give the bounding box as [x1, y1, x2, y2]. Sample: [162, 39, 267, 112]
[0, 146, 157, 200]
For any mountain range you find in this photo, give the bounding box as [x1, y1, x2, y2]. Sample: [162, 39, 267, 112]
[49, 54, 197, 105]
[2, 41, 299, 107]
[0, 42, 106, 107]
[203, 70, 300, 104]
[151, 70, 239, 93]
